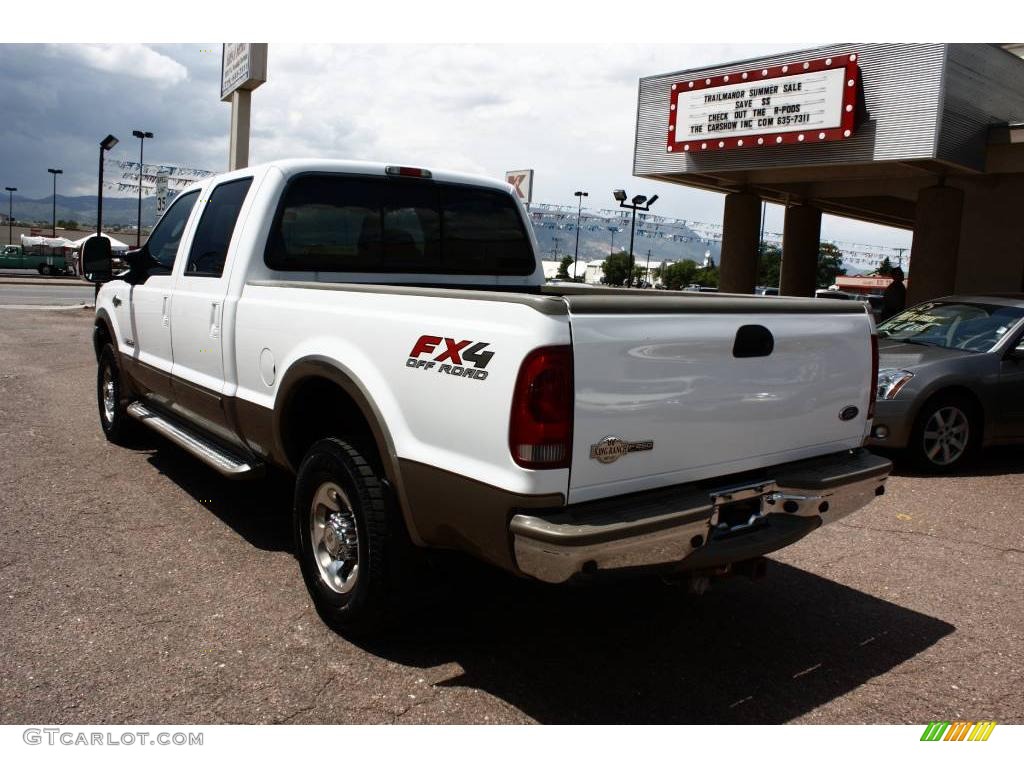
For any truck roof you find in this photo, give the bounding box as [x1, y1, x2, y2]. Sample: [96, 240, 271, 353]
[188, 159, 517, 197]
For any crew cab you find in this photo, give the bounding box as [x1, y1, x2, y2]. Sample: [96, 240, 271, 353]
[84, 159, 891, 634]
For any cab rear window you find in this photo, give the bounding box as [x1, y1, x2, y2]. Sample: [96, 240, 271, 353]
[265, 175, 534, 276]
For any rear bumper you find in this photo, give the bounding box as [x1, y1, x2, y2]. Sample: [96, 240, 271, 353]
[510, 448, 891, 584]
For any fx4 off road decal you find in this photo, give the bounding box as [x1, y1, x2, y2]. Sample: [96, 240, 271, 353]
[407, 335, 493, 381]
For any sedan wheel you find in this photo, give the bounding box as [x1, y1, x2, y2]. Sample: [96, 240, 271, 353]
[922, 406, 970, 467]
[911, 395, 978, 472]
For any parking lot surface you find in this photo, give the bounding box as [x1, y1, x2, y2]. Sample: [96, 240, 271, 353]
[1, 308, 1022, 724]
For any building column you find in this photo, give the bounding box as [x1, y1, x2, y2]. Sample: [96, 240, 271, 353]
[907, 184, 964, 306]
[780, 204, 822, 297]
[718, 191, 761, 294]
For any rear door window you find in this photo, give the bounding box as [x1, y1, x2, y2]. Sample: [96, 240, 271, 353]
[266, 175, 532, 275]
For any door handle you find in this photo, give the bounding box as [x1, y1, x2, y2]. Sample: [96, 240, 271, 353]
[161, 296, 170, 327]
[112, 296, 122, 307]
[209, 302, 221, 339]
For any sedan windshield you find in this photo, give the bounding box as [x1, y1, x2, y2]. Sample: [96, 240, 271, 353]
[877, 301, 1024, 353]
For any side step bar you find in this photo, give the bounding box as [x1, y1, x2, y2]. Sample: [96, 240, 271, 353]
[127, 402, 261, 478]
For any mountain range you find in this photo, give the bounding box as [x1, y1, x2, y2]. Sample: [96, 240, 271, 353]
[3, 193, 161, 228]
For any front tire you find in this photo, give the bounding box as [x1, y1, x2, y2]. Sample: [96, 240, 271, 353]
[97, 343, 136, 444]
[909, 394, 979, 472]
[293, 438, 408, 636]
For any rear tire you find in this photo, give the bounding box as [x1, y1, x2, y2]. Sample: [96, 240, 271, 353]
[909, 393, 979, 473]
[40, 264, 52, 276]
[97, 343, 136, 444]
[293, 437, 409, 637]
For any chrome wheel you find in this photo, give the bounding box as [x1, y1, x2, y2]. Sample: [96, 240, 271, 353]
[101, 366, 116, 425]
[310, 481, 360, 594]
[922, 405, 969, 466]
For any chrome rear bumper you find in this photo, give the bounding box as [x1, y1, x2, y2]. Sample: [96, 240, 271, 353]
[510, 449, 891, 584]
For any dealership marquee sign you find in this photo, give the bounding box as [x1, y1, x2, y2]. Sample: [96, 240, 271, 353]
[667, 53, 860, 152]
[221, 43, 268, 101]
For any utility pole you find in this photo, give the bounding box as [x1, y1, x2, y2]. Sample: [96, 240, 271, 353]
[132, 130, 154, 247]
[572, 190, 588, 280]
[47, 168, 62, 237]
[4, 187, 15, 246]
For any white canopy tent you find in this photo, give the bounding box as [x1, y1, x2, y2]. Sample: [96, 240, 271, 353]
[67, 233, 131, 253]
[20, 234, 74, 249]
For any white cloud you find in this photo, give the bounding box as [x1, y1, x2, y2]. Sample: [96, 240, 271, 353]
[58, 44, 187, 87]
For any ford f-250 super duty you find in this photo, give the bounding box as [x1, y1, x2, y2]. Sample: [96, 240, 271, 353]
[84, 159, 891, 634]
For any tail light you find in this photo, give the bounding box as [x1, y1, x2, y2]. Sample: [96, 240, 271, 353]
[509, 345, 573, 469]
[868, 332, 879, 420]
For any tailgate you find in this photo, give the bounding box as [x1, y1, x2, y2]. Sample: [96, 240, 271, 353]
[566, 295, 873, 503]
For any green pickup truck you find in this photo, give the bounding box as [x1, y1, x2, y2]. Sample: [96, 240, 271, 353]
[0, 244, 72, 275]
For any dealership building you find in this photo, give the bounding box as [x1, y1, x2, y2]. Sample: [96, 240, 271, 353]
[634, 43, 1024, 304]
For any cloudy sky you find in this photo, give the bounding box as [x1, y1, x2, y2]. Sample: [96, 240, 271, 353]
[0, 43, 912, 248]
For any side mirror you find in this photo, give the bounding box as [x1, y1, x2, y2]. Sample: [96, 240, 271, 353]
[1008, 342, 1024, 362]
[81, 236, 112, 283]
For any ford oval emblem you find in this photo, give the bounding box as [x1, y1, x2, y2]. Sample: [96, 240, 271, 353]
[839, 405, 859, 422]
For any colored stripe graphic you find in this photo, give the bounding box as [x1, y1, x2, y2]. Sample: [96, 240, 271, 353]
[920, 720, 996, 741]
[944, 721, 972, 741]
[969, 721, 997, 741]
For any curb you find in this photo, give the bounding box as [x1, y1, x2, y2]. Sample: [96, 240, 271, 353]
[0, 278, 88, 287]
[0, 303, 94, 310]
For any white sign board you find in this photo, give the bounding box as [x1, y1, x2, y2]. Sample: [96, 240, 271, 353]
[155, 171, 170, 213]
[221, 43, 268, 101]
[667, 53, 860, 152]
[505, 169, 534, 204]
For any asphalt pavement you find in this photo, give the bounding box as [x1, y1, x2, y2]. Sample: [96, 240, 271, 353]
[0, 278, 95, 307]
[0, 308, 1021, 724]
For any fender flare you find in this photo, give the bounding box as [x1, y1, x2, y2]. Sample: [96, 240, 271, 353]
[272, 355, 423, 545]
[93, 308, 115, 359]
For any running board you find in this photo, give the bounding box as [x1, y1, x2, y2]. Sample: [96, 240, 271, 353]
[127, 402, 261, 478]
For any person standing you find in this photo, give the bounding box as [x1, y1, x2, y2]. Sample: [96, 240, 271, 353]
[881, 267, 907, 321]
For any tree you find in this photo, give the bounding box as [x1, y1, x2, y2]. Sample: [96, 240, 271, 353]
[602, 251, 642, 286]
[817, 242, 847, 288]
[877, 256, 894, 277]
[557, 255, 574, 280]
[656, 259, 699, 290]
[700, 264, 720, 288]
[758, 244, 782, 288]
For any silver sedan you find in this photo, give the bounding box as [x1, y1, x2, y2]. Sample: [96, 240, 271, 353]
[867, 295, 1024, 471]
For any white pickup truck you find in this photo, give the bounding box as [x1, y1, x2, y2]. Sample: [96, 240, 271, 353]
[85, 159, 891, 634]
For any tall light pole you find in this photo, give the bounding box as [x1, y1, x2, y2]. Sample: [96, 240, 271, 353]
[47, 168, 62, 237]
[132, 130, 154, 247]
[4, 187, 15, 246]
[97, 135, 119, 237]
[607, 226, 618, 256]
[572, 190, 588, 281]
[612, 190, 658, 288]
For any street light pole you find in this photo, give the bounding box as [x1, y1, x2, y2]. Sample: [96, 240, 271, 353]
[47, 168, 62, 237]
[132, 130, 154, 247]
[4, 187, 15, 247]
[612, 190, 659, 288]
[572, 190, 588, 281]
[97, 135, 119, 237]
